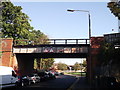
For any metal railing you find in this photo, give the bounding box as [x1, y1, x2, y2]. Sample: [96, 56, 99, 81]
[48, 39, 89, 44]
[13, 39, 90, 46]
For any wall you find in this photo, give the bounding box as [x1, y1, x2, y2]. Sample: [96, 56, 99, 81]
[1, 38, 17, 68]
[87, 37, 104, 84]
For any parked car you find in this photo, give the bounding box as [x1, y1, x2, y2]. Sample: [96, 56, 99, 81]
[16, 76, 30, 86]
[55, 72, 60, 76]
[0, 66, 18, 88]
[27, 74, 40, 84]
[48, 71, 56, 79]
[38, 71, 49, 81]
[60, 72, 64, 75]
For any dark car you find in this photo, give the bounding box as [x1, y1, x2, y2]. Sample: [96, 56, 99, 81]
[16, 76, 30, 86]
[60, 72, 64, 75]
[27, 74, 40, 84]
[55, 72, 60, 76]
[38, 71, 49, 81]
[48, 71, 56, 79]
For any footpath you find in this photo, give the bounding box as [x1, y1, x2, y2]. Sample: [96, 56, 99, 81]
[67, 76, 120, 90]
[72, 77, 91, 90]
[67, 76, 91, 90]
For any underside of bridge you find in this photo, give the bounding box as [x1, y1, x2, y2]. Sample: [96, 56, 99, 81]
[16, 54, 34, 76]
[15, 53, 89, 76]
[16, 53, 88, 58]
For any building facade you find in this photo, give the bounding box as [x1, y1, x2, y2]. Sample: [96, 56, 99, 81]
[104, 33, 120, 44]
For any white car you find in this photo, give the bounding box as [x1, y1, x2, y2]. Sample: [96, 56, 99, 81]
[0, 66, 18, 88]
[27, 74, 40, 84]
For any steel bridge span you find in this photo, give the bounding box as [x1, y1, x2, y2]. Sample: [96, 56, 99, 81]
[13, 39, 90, 75]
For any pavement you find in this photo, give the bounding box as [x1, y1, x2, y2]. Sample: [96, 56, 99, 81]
[67, 76, 91, 90]
[73, 77, 91, 90]
[67, 76, 120, 90]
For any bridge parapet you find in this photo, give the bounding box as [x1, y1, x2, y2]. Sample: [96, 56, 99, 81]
[13, 39, 90, 54]
[13, 46, 89, 54]
[13, 39, 90, 46]
[47, 39, 90, 44]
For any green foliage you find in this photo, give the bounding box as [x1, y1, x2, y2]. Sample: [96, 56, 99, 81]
[1, 2, 49, 46]
[73, 62, 80, 71]
[42, 58, 54, 70]
[34, 59, 38, 69]
[81, 60, 87, 72]
[34, 58, 54, 70]
[1, 1, 53, 71]
[1, 2, 34, 40]
[30, 30, 49, 45]
[107, 2, 120, 19]
[66, 72, 86, 76]
[99, 40, 120, 65]
[57, 62, 68, 70]
[98, 40, 120, 78]
[82, 60, 87, 67]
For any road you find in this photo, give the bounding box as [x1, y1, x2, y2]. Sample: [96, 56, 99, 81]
[2, 75, 77, 90]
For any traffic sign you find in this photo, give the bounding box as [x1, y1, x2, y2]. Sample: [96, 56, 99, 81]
[49, 48, 54, 52]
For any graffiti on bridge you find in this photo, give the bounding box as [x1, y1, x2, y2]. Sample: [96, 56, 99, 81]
[13, 46, 88, 53]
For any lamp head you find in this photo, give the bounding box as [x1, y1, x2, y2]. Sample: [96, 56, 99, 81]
[67, 9, 75, 12]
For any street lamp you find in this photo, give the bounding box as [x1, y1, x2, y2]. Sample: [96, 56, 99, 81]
[67, 9, 92, 84]
[67, 9, 91, 40]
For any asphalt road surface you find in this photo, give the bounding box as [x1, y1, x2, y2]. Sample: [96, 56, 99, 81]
[2, 75, 77, 90]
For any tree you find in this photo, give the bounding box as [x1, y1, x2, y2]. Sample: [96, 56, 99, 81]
[42, 58, 54, 70]
[98, 40, 120, 77]
[73, 62, 80, 71]
[1, 2, 34, 40]
[107, 1, 120, 19]
[99, 41, 120, 65]
[1, 1, 54, 71]
[1, 1, 50, 45]
[30, 30, 49, 45]
[82, 60, 87, 67]
[82, 60, 87, 72]
[34, 58, 54, 70]
[57, 62, 68, 70]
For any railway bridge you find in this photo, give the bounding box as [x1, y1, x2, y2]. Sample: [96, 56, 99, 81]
[13, 39, 90, 75]
[1, 37, 104, 83]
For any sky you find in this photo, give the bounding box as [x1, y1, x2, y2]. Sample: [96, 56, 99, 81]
[12, 1, 118, 65]
[54, 58, 86, 65]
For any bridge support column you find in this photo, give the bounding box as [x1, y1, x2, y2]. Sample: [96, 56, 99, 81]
[86, 55, 92, 84]
[89, 37, 104, 86]
[16, 54, 34, 76]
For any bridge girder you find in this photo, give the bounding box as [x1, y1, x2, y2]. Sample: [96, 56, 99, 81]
[15, 53, 89, 58]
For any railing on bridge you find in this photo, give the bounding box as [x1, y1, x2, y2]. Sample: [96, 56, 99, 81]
[48, 39, 89, 44]
[13, 39, 90, 54]
[13, 39, 90, 46]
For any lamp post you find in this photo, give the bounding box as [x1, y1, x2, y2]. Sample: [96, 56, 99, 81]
[67, 9, 92, 84]
[67, 9, 91, 40]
